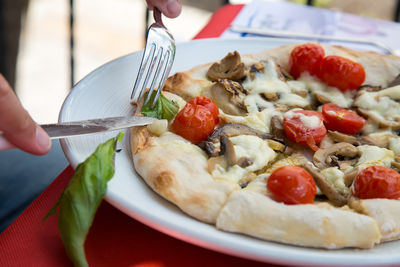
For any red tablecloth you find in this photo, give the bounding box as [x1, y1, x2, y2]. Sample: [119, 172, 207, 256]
[0, 4, 283, 267]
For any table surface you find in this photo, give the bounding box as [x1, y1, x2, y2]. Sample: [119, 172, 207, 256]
[0, 4, 284, 267]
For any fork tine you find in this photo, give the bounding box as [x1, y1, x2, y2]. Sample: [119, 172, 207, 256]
[136, 45, 161, 103]
[131, 43, 156, 102]
[150, 50, 172, 107]
[144, 47, 165, 105]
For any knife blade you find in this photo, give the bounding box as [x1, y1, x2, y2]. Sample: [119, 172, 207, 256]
[41, 116, 157, 139]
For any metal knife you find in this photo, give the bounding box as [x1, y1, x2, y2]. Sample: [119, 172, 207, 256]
[41, 116, 156, 139]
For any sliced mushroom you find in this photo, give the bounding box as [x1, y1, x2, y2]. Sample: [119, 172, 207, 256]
[314, 93, 330, 105]
[359, 135, 390, 148]
[358, 85, 382, 92]
[248, 61, 265, 80]
[206, 51, 247, 82]
[204, 79, 247, 116]
[388, 74, 400, 87]
[270, 115, 285, 140]
[266, 139, 286, 153]
[220, 135, 237, 166]
[303, 162, 349, 207]
[391, 161, 400, 170]
[313, 142, 359, 170]
[208, 123, 275, 143]
[261, 92, 279, 101]
[293, 90, 308, 98]
[275, 64, 293, 82]
[327, 131, 359, 145]
[274, 103, 290, 112]
[237, 157, 254, 168]
[343, 168, 358, 187]
[238, 172, 257, 188]
[198, 141, 220, 157]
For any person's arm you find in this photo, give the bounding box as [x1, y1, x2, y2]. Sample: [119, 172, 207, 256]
[0, 74, 51, 155]
[146, 0, 182, 18]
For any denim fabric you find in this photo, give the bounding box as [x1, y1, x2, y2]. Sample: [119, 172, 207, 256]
[0, 140, 68, 232]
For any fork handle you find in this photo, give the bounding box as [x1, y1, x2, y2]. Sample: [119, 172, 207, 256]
[153, 8, 164, 28]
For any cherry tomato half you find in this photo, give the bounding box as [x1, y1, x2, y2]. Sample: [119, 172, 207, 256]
[317, 55, 365, 92]
[322, 103, 366, 135]
[267, 166, 317, 205]
[188, 96, 219, 124]
[171, 102, 215, 143]
[283, 110, 327, 151]
[289, 43, 325, 79]
[353, 166, 400, 199]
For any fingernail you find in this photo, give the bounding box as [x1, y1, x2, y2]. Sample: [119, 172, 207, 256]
[167, 0, 181, 17]
[36, 126, 51, 152]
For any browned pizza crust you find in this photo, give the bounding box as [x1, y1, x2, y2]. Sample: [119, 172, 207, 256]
[350, 198, 400, 241]
[217, 190, 380, 249]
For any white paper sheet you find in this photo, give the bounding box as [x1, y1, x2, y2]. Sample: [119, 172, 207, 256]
[222, 0, 400, 54]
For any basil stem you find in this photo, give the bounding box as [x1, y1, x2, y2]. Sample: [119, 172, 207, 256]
[44, 132, 124, 267]
[141, 91, 179, 120]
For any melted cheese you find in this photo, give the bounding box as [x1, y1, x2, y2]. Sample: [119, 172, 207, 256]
[147, 119, 168, 136]
[357, 145, 395, 169]
[211, 135, 276, 183]
[284, 110, 322, 129]
[389, 137, 400, 155]
[355, 90, 400, 122]
[221, 108, 283, 133]
[321, 167, 349, 195]
[362, 119, 380, 135]
[244, 94, 274, 113]
[242, 59, 310, 109]
[298, 74, 353, 108]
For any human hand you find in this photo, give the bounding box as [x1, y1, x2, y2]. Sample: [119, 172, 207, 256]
[146, 0, 182, 18]
[0, 74, 51, 155]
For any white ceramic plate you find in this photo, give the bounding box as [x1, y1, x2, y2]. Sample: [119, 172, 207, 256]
[60, 38, 400, 267]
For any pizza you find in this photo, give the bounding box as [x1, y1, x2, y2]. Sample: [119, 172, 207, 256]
[130, 42, 400, 249]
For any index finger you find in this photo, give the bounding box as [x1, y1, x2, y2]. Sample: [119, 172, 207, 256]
[0, 74, 51, 155]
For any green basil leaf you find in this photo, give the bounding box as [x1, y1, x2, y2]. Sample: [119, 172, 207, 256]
[141, 91, 179, 120]
[45, 132, 124, 267]
[159, 93, 179, 120]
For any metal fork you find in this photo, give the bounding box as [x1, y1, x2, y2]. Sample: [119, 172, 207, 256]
[130, 8, 176, 107]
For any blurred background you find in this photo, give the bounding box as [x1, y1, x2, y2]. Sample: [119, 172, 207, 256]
[4, 0, 399, 124]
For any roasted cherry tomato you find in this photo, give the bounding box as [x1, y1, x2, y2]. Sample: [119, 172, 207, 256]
[322, 103, 366, 135]
[289, 43, 325, 79]
[283, 110, 327, 151]
[171, 102, 215, 143]
[353, 166, 400, 199]
[188, 96, 219, 124]
[267, 166, 317, 205]
[317, 55, 365, 92]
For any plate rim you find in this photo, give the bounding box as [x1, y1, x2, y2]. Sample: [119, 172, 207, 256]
[59, 37, 400, 267]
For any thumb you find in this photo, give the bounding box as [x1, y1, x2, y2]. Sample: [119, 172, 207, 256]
[0, 74, 51, 155]
[146, 0, 182, 18]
